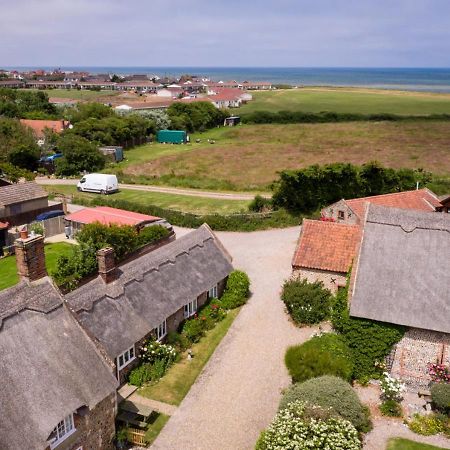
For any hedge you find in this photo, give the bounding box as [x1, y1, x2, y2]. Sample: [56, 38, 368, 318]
[431, 383, 450, 414]
[279, 376, 372, 432]
[285, 333, 354, 383]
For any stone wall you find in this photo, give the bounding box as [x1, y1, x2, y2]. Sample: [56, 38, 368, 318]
[321, 199, 359, 225]
[390, 327, 450, 388]
[292, 268, 346, 294]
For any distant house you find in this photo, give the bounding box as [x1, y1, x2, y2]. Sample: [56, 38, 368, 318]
[321, 188, 443, 224]
[66, 224, 233, 384]
[349, 205, 450, 387]
[0, 233, 118, 450]
[20, 119, 70, 145]
[292, 219, 360, 293]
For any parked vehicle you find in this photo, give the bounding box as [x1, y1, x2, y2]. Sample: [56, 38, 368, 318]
[36, 210, 65, 221]
[39, 153, 63, 163]
[77, 174, 119, 194]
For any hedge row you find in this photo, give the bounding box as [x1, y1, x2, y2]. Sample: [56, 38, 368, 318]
[70, 195, 300, 231]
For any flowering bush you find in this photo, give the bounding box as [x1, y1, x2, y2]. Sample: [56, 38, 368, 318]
[380, 372, 406, 402]
[256, 401, 361, 450]
[139, 339, 178, 366]
[428, 363, 450, 384]
[408, 413, 446, 436]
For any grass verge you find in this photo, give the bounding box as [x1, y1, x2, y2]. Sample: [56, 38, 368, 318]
[139, 308, 240, 406]
[0, 242, 74, 291]
[143, 412, 170, 446]
[387, 438, 448, 450]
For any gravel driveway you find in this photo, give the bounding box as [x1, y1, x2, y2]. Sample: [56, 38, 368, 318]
[152, 225, 321, 450]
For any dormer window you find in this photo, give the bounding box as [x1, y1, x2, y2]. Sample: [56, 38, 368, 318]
[49, 413, 75, 449]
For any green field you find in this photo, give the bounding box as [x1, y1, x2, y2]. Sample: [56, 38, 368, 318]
[0, 242, 74, 291]
[387, 438, 448, 450]
[39, 88, 120, 101]
[117, 121, 450, 191]
[239, 88, 450, 115]
[42, 185, 250, 215]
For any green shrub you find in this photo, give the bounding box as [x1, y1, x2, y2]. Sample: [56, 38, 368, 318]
[408, 413, 445, 436]
[379, 400, 402, 417]
[431, 383, 450, 413]
[136, 225, 170, 247]
[198, 302, 226, 329]
[331, 278, 405, 380]
[281, 278, 332, 325]
[248, 195, 272, 212]
[182, 318, 205, 343]
[166, 331, 190, 352]
[220, 270, 251, 309]
[128, 363, 153, 387]
[279, 376, 371, 432]
[255, 400, 361, 450]
[285, 333, 354, 383]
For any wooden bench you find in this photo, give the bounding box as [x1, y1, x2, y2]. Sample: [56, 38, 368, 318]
[117, 410, 148, 429]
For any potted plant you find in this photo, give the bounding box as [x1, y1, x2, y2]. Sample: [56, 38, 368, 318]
[115, 427, 128, 449]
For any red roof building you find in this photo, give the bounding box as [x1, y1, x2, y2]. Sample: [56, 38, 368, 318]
[20, 119, 70, 138]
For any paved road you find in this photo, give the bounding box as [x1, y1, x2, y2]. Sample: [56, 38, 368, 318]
[36, 177, 264, 201]
[152, 226, 321, 450]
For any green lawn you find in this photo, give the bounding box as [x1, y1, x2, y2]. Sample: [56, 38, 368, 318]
[0, 242, 74, 291]
[139, 308, 240, 405]
[239, 88, 450, 116]
[42, 184, 250, 215]
[40, 88, 120, 101]
[143, 412, 170, 446]
[387, 438, 448, 450]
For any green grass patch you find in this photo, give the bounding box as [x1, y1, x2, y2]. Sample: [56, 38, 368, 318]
[39, 88, 120, 100]
[143, 412, 170, 446]
[387, 438, 448, 450]
[0, 242, 74, 291]
[139, 308, 240, 406]
[42, 184, 250, 215]
[239, 88, 450, 116]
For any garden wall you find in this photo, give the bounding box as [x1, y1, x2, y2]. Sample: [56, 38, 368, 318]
[292, 267, 346, 294]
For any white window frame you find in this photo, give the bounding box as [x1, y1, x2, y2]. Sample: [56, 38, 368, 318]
[156, 320, 167, 341]
[117, 346, 135, 371]
[49, 413, 76, 449]
[208, 284, 218, 299]
[184, 299, 198, 318]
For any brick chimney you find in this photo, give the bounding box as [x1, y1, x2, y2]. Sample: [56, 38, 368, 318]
[15, 230, 47, 282]
[97, 247, 117, 283]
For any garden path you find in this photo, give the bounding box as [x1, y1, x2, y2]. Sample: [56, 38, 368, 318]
[151, 225, 322, 450]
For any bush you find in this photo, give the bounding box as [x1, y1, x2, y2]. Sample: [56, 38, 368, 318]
[408, 413, 446, 436]
[136, 225, 170, 247]
[281, 278, 332, 325]
[198, 302, 226, 329]
[431, 383, 450, 413]
[166, 331, 190, 352]
[219, 270, 250, 309]
[128, 360, 168, 387]
[255, 400, 361, 450]
[279, 376, 372, 432]
[379, 400, 402, 417]
[331, 278, 405, 379]
[182, 317, 205, 343]
[248, 195, 272, 212]
[285, 333, 354, 383]
[139, 339, 178, 366]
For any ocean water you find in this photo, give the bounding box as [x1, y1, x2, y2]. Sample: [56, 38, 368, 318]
[6, 67, 450, 93]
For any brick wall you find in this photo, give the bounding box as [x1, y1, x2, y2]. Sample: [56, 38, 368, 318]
[292, 268, 346, 294]
[390, 327, 450, 388]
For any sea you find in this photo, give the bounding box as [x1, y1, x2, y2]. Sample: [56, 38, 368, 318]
[6, 67, 450, 93]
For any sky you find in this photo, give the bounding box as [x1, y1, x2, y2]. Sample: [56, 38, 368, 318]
[1, 0, 450, 67]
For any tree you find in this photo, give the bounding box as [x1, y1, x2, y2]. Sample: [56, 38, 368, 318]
[67, 102, 113, 123]
[55, 134, 105, 176]
[8, 145, 40, 170]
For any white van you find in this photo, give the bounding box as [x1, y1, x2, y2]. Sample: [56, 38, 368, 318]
[77, 174, 119, 194]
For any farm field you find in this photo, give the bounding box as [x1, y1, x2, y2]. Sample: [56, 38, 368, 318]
[38, 88, 120, 102]
[119, 121, 450, 191]
[239, 87, 450, 116]
[41, 185, 250, 215]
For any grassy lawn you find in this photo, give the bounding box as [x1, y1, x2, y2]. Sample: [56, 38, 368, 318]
[239, 87, 450, 115]
[143, 412, 170, 446]
[0, 242, 74, 291]
[387, 438, 448, 450]
[139, 308, 240, 406]
[42, 184, 250, 214]
[40, 88, 120, 101]
[124, 121, 450, 190]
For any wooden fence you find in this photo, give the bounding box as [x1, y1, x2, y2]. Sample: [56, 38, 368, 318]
[127, 427, 147, 446]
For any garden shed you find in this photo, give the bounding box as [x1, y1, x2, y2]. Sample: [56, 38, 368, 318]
[157, 130, 187, 144]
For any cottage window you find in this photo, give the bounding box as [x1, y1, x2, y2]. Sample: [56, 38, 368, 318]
[49, 414, 75, 449]
[338, 210, 345, 220]
[208, 284, 218, 299]
[184, 299, 198, 318]
[156, 320, 167, 341]
[117, 346, 135, 370]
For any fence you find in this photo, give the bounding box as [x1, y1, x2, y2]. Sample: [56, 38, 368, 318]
[6, 215, 66, 246]
[126, 427, 147, 446]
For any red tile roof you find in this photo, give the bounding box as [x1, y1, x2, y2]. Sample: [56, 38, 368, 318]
[20, 119, 69, 138]
[345, 189, 442, 220]
[66, 206, 161, 227]
[292, 219, 361, 273]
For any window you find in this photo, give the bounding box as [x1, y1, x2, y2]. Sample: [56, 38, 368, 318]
[49, 414, 75, 449]
[208, 284, 218, 299]
[117, 346, 135, 370]
[156, 320, 167, 341]
[338, 210, 345, 220]
[184, 299, 198, 318]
